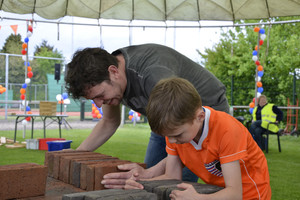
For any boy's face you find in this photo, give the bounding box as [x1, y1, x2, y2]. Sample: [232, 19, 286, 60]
[165, 108, 205, 144]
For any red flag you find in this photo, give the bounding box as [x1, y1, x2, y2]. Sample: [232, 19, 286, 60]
[10, 25, 18, 35]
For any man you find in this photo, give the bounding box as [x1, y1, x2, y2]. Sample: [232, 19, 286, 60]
[249, 95, 283, 150]
[65, 43, 229, 182]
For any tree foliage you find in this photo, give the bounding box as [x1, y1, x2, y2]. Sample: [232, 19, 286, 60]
[31, 40, 64, 84]
[0, 34, 24, 84]
[199, 17, 300, 108]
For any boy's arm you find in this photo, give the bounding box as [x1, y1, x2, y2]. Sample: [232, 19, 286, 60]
[170, 160, 243, 200]
[124, 154, 183, 190]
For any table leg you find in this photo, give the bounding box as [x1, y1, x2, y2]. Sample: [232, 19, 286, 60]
[14, 116, 20, 143]
[58, 117, 62, 138]
[43, 117, 46, 138]
[31, 117, 34, 139]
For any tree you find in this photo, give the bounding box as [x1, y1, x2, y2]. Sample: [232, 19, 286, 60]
[0, 34, 25, 84]
[199, 17, 300, 108]
[30, 40, 64, 84]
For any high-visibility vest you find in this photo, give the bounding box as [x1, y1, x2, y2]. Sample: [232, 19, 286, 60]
[253, 103, 279, 133]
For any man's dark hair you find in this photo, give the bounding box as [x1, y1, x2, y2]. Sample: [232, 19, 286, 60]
[65, 48, 118, 99]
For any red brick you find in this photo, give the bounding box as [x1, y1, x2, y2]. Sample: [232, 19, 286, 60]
[80, 159, 120, 190]
[58, 152, 102, 183]
[0, 163, 47, 199]
[70, 156, 117, 187]
[44, 150, 87, 177]
[52, 152, 95, 179]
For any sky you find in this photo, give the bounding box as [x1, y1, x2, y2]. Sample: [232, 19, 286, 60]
[0, 11, 233, 65]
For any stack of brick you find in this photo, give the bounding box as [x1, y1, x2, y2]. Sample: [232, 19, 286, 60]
[62, 179, 223, 200]
[0, 163, 48, 199]
[44, 150, 146, 191]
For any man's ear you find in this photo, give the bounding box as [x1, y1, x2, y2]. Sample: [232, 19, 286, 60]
[108, 65, 119, 78]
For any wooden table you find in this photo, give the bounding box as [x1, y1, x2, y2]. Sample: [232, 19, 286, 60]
[13, 114, 68, 142]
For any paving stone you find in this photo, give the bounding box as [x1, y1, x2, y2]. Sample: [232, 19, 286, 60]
[138, 179, 182, 193]
[84, 189, 156, 200]
[0, 163, 47, 199]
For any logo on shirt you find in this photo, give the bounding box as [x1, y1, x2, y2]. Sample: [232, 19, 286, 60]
[205, 160, 223, 177]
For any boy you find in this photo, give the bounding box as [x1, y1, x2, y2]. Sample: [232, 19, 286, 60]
[103, 77, 271, 200]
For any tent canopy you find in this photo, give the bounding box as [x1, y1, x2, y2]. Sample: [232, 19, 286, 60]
[1, 0, 300, 22]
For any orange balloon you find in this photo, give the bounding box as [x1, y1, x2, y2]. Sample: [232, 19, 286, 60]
[97, 113, 102, 119]
[27, 66, 32, 71]
[20, 88, 26, 94]
[257, 81, 262, 88]
[128, 115, 133, 120]
[254, 27, 260, 32]
[28, 111, 32, 114]
[257, 65, 263, 71]
[94, 109, 100, 115]
[22, 43, 28, 49]
[249, 102, 255, 108]
[255, 45, 261, 51]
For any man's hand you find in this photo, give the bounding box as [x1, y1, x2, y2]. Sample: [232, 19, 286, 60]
[101, 163, 146, 189]
[169, 183, 200, 200]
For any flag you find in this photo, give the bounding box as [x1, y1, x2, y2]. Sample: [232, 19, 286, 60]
[10, 25, 18, 35]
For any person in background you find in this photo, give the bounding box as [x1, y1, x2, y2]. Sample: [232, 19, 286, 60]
[249, 95, 283, 150]
[103, 77, 271, 200]
[65, 43, 230, 182]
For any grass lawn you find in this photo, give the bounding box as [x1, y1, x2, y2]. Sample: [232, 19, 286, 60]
[0, 123, 299, 200]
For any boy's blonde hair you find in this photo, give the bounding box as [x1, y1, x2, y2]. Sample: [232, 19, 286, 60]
[146, 77, 202, 135]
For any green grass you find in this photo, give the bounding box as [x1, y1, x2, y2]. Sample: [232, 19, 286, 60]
[0, 124, 299, 200]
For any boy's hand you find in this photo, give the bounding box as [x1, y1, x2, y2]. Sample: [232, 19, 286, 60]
[169, 183, 200, 200]
[124, 178, 144, 190]
[101, 163, 145, 189]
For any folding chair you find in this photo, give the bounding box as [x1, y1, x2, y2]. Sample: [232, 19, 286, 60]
[263, 122, 283, 153]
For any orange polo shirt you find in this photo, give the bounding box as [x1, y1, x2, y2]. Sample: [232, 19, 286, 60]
[166, 107, 271, 200]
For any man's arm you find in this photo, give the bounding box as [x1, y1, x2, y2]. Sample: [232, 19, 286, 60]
[77, 104, 121, 151]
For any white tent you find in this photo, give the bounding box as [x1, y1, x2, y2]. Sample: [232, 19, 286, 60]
[1, 0, 300, 21]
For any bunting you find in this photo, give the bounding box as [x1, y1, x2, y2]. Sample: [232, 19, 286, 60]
[10, 25, 18, 35]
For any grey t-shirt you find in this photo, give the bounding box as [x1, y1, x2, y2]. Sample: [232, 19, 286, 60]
[112, 43, 229, 115]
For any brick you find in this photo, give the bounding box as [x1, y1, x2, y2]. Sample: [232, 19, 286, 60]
[80, 159, 120, 190]
[45, 150, 87, 177]
[58, 152, 103, 183]
[63, 189, 157, 200]
[93, 162, 147, 191]
[93, 160, 133, 190]
[0, 163, 47, 199]
[163, 182, 223, 199]
[139, 179, 182, 193]
[63, 189, 124, 200]
[70, 157, 118, 188]
[52, 152, 96, 179]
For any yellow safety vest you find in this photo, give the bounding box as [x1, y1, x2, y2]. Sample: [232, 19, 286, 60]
[252, 103, 279, 133]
